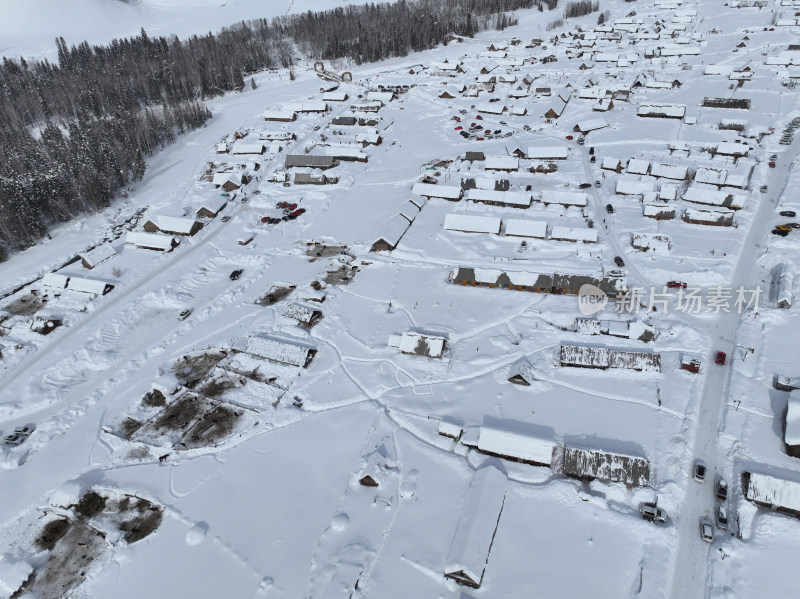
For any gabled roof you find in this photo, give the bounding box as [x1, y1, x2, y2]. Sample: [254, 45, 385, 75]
[79, 243, 117, 269]
[145, 215, 200, 235]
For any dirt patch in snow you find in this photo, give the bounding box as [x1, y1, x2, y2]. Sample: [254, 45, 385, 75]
[255, 284, 296, 306]
[179, 404, 242, 449]
[3, 293, 45, 316]
[171, 350, 227, 388]
[306, 242, 349, 261]
[324, 264, 359, 286]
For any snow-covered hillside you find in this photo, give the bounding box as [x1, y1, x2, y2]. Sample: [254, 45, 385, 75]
[1, 0, 800, 597]
[0, 0, 366, 58]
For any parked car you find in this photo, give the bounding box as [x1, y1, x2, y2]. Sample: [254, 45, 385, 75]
[221, 216, 230, 222]
[260, 216, 270, 223]
[178, 309, 192, 321]
[454, 126, 463, 131]
[577, 137, 585, 145]
[589, 146, 595, 155]
[667, 281, 687, 288]
[716, 506, 728, 530]
[772, 228, 790, 236]
[614, 256, 625, 267]
[3, 433, 27, 447]
[283, 203, 298, 212]
[523, 124, 531, 131]
[14, 425, 35, 437]
[700, 519, 714, 542]
[276, 201, 290, 209]
[594, 180, 601, 188]
[770, 154, 777, 161]
[269, 217, 281, 224]
[769, 161, 776, 168]
[566, 135, 574, 140]
[694, 460, 707, 482]
[579, 182, 591, 189]
[789, 223, 800, 229]
[716, 479, 728, 501]
[780, 210, 796, 217]
[639, 503, 667, 523]
[606, 204, 614, 214]
[460, 131, 470, 138]
[289, 208, 306, 218]
[590, 155, 596, 163]
[776, 224, 792, 232]
[476, 137, 484, 141]
[715, 351, 727, 366]
[760, 185, 768, 193]
[475, 115, 483, 120]
[229, 269, 244, 281]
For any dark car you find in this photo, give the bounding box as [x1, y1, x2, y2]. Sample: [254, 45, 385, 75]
[579, 182, 592, 189]
[269, 217, 281, 224]
[276, 201, 289, 209]
[460, 131, 470, 138]
[773, 228, 790, 236]
[589, 146, 595, 155]
[494, 129, 501, 135]
[667, 281, 687, 288]
[606, 204, 614, 214]
[590, 155, 596, 163]
[614, 256, 625, 267]
[694, 461, 706, 482]
[229, 269, 244, 281]
[779, 210, 796, 217]
[715, 351, 727, 366]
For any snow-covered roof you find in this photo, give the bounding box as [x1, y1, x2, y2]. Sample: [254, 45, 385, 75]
[745, 472, 800, 512]
[231, 141, 265, 155]
[374, 214, 411, 248]
[684, 208, 735, 224]
[439, 420, 463, 439]
[78, 243, 117, 269]
[694, 167, 728, 186]
[601, 157, 622, 171]
[0, 554, 33, 597]
[411, 182, 462, 200]
[683, 187, 732, 207]
[283, 101, 328, 112]
[398, 332, 446, 358]
[626, 159, 650, 175]
[505, 219, 547, 238]
[366, 91, 394, 104]
[716, 141, 749, 156]
[650, 163, 688, 180]
[527, 145, 568, 160]
[574, 118, 608, 132]
[263, 110, 296, 120]
[478, 426, 556, 465]
[466, 188, 532, 208]
[540, 190, 587, 206]
[145, 215, 200, 235]
[616, 179, 655, 195]
[659, 184, 678, 201]
[322, 91, 348, 102]
[444, 465, 507, 588]
[212, 171, 243, 187]
[125, 232, 179, 250]
[197, 195, 228, 215]
[476, 103, 506, 115]
[550, 226, 598, 243]
[41, 272, 69, 289]
[560, 344, 611, 368]
[444, 213, 501, 234]
[430, 60, 459, 70]
[242, 336, 316, 367]
[67, 276, 114, 295]
[786, 391, 800, 446]
[484, 155, 519, 171]
[282, 302, 322, 325]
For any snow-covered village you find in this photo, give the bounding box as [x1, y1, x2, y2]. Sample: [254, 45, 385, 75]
[0, 0, 799, 597]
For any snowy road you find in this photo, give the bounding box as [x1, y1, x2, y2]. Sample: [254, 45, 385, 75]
[668, 136, 799, 599]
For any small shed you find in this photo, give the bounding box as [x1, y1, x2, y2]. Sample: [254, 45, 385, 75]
[281, 303, 323, 327]
[477, 426, 556, 466]
[508, 359, 536, 385]
[390, 332, 447, 358]
[196, 196, 228, 218]
[370, 214, 412, 252]
[79, 244, 117, 269]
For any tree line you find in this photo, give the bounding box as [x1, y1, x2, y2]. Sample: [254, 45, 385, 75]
[0, 0, 549, 260]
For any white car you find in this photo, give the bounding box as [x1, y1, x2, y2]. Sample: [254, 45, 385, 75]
[700, 519, 714, 543]
[639, 504, 667, 523]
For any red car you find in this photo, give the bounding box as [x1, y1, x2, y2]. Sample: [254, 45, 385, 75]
[476, 137, 484, 141]
[260, 216, 270, 223]
[769, 161, 776, 168]
[454, 126, 462, 130]
[289, 208, 306, 217]
[715, 351, 727, 366]
[566, 135, 574, 140]
[476, 115, 483, 120]
[666, 281, 687, 288]
[276, 201, 290, 209]
[283, 203, 298, 211]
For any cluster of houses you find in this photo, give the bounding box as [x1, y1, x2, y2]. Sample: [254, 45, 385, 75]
[443, 212, 598, 243]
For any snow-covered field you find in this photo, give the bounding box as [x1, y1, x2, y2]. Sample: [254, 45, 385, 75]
[1, 0, 800, 597]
